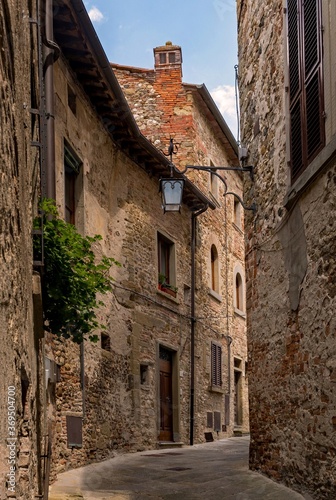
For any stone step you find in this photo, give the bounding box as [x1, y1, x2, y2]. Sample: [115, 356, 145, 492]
[157, 441, 184, 449]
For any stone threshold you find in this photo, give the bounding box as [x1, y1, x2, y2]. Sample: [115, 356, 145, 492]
[157, 441, 184, 449]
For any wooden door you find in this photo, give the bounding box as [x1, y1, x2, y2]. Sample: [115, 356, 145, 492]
[159, 348, 173, 441]
[234, 370, 242, 426]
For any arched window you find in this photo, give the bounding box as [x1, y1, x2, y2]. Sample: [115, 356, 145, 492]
[211, 244, 219, 293]
[235, 272, 243, 312]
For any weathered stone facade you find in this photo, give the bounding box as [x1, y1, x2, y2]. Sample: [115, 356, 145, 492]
[0, 0, 44, 498]
[237, 0, 336, 498]
[44, 2, 249, 479]
[112, 43, 249, 439]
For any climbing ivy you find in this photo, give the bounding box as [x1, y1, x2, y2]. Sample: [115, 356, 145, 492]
[35, 199, 120, 344]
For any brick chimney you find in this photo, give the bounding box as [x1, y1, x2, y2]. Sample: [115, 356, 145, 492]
[153, 41, 183, 80]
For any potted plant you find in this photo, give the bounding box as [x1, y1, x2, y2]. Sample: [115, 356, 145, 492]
[158, 273, 178, 297]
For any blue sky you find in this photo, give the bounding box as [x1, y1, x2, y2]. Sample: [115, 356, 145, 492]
[84, 0, 238, 136]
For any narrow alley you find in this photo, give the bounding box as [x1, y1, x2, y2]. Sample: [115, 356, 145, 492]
[49, 437, 309, 500]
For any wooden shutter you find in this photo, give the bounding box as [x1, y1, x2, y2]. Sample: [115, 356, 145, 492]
[214, 411, 221, 432]
[211, 343, 222, 387]
[207, 412, 214, 428]
[288, 0, 324, 182]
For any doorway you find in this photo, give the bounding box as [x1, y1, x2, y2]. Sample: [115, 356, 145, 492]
[159, 346, 173, 441]
[234, 370, 242, 426]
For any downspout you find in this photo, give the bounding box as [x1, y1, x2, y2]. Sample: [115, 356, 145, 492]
[42, 0, 60, 200]
[224, 197, 232, 406]
[190, 204, 208, 446]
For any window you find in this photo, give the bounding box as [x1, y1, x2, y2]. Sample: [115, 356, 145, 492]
[159, 53, 166, 64]
[210, 161, 219, 199]
[235, 272, 243, 312]
[64, 141, 82, 225]
[157, 232, 176, 295]
[210, 244, 219, 293]
[211, 342, 222, 387]
[287, 0, 324, 182]
[67, 84, 76, 116]
[101, 333, 111, 351]
[140, 364, 149, 385]
[233, 199, 241, 228]
[168, 52, 176, 64]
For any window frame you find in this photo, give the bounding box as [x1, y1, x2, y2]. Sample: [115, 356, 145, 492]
[211, 342, 222, 388]
[210, 244, 219, 293]
[157, 232, 177, 296]
[287, 0, 325, 182]
[64, 140, 82, 226]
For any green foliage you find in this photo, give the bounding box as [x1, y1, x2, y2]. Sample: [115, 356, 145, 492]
[157, 273, 178, 293]
[35, 199, 120, 344]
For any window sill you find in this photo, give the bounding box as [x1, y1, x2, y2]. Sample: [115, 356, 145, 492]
[157, 288, 180, 304]
[284, 133, 336, 209]
[234, 307, 246, 319]
[208, 385, 225, 394]
[208, 289, 222, 302]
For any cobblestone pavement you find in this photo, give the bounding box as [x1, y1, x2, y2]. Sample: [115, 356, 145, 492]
[49, 436, 311, 500]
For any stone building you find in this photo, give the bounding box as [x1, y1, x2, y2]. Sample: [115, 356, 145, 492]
[0, 0, 45, 498]
[237, 0, 336, 498]
[112, 43, 250, 439]
[41, 0, 249, 478]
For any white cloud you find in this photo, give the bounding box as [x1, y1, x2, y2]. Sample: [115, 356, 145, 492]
[210, 84, 238, 138]
[88, 6, 105, 23]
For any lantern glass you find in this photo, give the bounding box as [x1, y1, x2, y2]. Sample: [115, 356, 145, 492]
[160, 178, 184, 212]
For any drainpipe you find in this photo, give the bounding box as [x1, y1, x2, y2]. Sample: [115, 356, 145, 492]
[42, 0, 60, 200]
[190, 205, 208, 446]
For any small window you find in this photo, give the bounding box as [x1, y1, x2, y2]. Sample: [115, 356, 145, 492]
[64, 141, 82, 225]
[101, 333, 111, 351]
[67, 84, 77, 116]
[210, 161, 219, 199]
[211, 342, 222, 387]
[159, 53, 166, 64]
[168, 52, 176, 64]
[158, 232, 176, 296]
[233, 199, 241, 228]
[210, 244, 219, 293]
[235, 272, 243, 312]
[140, 364, 149, 385]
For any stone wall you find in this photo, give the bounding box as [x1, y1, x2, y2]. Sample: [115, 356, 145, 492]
[237, 0, 336, 498]
[0, 1, 43, 498]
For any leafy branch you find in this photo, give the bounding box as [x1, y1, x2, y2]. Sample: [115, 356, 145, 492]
[34, 199, 120, 344]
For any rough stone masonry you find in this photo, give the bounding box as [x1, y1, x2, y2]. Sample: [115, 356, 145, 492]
[237, 0, 336, 498]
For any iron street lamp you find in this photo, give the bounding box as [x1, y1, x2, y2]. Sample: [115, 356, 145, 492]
[160, 178, 184, 213]
[160, 138, 256, 213]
